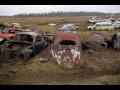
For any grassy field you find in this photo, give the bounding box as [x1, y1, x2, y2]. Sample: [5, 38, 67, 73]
[0, 16, 120, 85]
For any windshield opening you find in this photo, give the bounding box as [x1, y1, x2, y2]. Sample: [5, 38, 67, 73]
[60, 40, 76, 45]
[14, 34, 33, 42]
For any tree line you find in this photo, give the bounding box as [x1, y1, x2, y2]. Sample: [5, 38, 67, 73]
[0, 11, 120, 18]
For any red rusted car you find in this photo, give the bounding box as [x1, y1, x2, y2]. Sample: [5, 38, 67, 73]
[86, 32, 107, 48]
[50, 32, 85, 69]
[0, 33, 16, 39]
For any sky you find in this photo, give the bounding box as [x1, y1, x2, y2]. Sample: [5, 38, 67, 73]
[0, 5, 120, 16]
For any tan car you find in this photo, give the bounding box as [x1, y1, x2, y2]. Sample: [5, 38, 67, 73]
[87, 22, 114, 30]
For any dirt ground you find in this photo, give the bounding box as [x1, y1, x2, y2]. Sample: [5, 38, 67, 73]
[0, 45, 120, 85]
[0, 17, 120, 85]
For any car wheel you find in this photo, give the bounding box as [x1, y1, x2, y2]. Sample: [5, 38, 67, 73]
[88, 28, 92, 30]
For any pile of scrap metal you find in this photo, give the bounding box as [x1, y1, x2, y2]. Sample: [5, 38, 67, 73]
[50, 32, 85, 69]
[0, 29, 47, 62]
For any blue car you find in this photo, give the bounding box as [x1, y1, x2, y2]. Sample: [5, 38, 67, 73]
[58, 24, 79, 31]
[112, 21, 120, 29]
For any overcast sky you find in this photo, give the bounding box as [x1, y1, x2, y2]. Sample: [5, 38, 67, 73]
[0, 5, 120, 16]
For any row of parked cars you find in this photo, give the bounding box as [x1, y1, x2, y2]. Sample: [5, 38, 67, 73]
[87, 17, 120, 30]
[51, 31, 120, 69]
[0, 22, 120, 69]
[0, 23, 47, 63]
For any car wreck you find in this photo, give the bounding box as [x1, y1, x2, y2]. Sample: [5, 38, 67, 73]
[107, 32, 120, 50]
[50, 32, 85, 69]
[0, 33, 16, 62]
[0, 30, 47, 62]
[58, 24, 79, 31]
[85, 32, 107, 48]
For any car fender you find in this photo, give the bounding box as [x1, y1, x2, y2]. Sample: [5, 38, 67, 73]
[19, 48, 33, 60]
[101, 42, 108, 47]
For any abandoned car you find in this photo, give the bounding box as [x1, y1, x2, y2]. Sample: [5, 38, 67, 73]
[0, 23, 22, 33]
[85, 32, 107, 48]
[88, 17, 103, 24]
[0, 36, 12, 51]
[107, 32, 120, 50]
[11, 23, 21, 28]
[0, 30, 47, 62]
[0, 33, 16, 62]
[50, 32, 85, 69]
[58, 24, 79, 31]
[87, 22, 114, 30]
[112, 21, 120, 29]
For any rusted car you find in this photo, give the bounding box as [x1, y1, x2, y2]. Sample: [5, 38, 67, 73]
[50, 32, 85, 69]
[106, 32, 120, 50]
[0, 30, 47, 62]
[85, 32, 107, 48]
[0, 23, 22, 34]
[0, 33, 16, 47]
[0, 33, 16, 62]
[58, 24, 79, 31]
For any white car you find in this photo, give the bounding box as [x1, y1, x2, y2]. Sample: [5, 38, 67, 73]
[87, 22, 114, 30]
[11, 23, 21, 28]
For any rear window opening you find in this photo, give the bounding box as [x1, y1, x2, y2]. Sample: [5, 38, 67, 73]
[60, 40, 76, 45]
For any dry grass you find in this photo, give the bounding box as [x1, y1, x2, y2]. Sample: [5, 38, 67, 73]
[0, 16, 120, 85]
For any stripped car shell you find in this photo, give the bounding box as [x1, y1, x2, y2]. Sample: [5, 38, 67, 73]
[86, 32, 107, 48]
[0, 30, 47, 62]
[108, 32, 120, 50]
[51, 32, 85, 69]
[0, 33, 16, 62]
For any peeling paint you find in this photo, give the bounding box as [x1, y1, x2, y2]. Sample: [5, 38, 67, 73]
[51, 32, 85, 69]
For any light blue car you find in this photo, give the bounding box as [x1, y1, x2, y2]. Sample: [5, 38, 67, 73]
[58, 24, 79, 31]
[112, 21, 120, 29]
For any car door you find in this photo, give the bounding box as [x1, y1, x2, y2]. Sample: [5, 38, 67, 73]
[95, 24, 101, 30]
[34, 36, 43, 54]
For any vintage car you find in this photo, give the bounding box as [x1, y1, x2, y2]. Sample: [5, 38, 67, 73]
[58, 24, 79, 31]
[0, 33, 16, 62]
[87, 22, 114, 30]
[0, 23, 22, 33]
[88, 17, 104, 24]
[85, 32, 107, 48]
[11, 23, 21, 28]
[3, 23, 11, 28]
[0, 37, 10, 50]
[0, 30, 47, 62]
[112, 21, 120, 29]
[50, 32, 85, 69]
[107, 32, 120, 50]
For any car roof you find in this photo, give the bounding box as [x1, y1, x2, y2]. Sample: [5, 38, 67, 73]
[55, 32, 80, 42]
[96, 22, 112, 24]
[18, 31, 42, 36]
